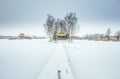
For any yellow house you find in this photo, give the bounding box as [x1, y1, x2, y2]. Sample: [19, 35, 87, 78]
[56, 31, 66, 39]
[57, 31, 66, 36]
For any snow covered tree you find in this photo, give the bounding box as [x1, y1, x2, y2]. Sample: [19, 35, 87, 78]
[115, 30, 120, 41]
[54, 19, 60, 33]
[53, 19, 67, 41]
[19, 33, 25, 39]
[53, 19, 60, 41]
[59, 19, 67, 32]
[64, 12, 78, 41]
[44, 12, 79, 42]
[44, 14, 55, 42]
[106, 28, 111, 41]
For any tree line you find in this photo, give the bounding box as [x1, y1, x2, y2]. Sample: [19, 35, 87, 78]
[83, 28, 120, 41]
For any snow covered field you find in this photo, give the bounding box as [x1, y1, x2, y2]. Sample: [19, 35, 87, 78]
[0, 39, 120, 79]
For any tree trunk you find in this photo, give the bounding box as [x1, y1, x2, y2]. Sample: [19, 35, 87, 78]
[69, 27, 72, 42]
[49, 35, 52, 42]
[108, 36, 110, 41]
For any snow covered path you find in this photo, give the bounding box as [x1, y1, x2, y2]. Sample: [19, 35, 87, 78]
[37, 43, 74, 79]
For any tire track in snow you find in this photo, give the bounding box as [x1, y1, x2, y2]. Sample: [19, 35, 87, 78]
[62, 43, 76, 79]
[36, 43, 75, 79]
[35, 44, 58, 79]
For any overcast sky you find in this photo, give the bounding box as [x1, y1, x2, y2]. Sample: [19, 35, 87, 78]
[0, 0, 120, 36]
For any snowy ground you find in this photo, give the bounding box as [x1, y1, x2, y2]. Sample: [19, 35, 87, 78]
[0, 39, 120, 79]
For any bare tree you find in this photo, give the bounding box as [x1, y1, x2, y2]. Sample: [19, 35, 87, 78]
[115, 30, 120, 41]
[100, 33, 105, 40]
[59, 19, 67, 32]
[19, 33, 25, 39]
[55, 19, 60, 33]
[106, 28, 111, 41]
[53, 19, 60, 41]
[44, 14, 55, 42]
[64, 12, 78, 41]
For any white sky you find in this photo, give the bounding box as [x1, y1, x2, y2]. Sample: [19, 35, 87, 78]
[0, 0, 120, 36]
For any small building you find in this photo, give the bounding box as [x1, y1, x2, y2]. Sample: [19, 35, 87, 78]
[56, 31, 66, 39]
